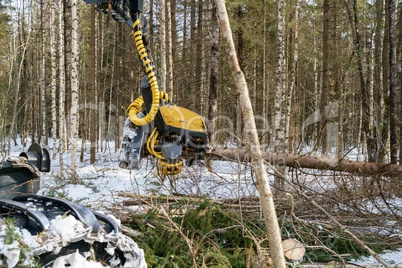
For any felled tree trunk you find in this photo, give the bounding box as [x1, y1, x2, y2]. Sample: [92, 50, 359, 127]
[214, 1, 286, 267]
[211, 148, 402, 177]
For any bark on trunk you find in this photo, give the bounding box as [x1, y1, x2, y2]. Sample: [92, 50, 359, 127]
[214, 1, 286, 267]
[207, 1, 219, 143]
[59, 0, 66, 176]
[166, 0, 173, 99]
[50, 1, 57, 160]
[211, 148, 402, 177]
[90, 5, 97, 164]
[40, 0, 47, 146]
[159, 0, 166, 91]
[388, 0, 398, 164]
[71, 0, 79, 182]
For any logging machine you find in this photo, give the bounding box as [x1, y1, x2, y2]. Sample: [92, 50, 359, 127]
[0, 1, 208, 265]
[84, 0, 208, 175]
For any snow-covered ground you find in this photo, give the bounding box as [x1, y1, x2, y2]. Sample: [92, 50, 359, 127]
[2, 138, 402, 266]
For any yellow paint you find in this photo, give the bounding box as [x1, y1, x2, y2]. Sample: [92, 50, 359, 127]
[159, 105, 206, 133]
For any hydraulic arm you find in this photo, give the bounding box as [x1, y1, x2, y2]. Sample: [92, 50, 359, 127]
[84, 0, 208, 175]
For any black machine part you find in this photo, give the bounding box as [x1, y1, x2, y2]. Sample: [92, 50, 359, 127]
[19, 142, 51, 172]
[13, 194, 102, 233]
[0, 143, 50, 199]
[119, 117, 150, 169]
[84, 0, 145, 28]
[0, 195, 146, 267]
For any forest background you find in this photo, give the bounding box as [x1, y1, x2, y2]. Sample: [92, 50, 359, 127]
[0, 0, 402, 265]
[0, 0, 401, 170]
[0, 0, 401, 167]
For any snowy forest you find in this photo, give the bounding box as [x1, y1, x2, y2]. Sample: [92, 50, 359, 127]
[1, 0, 402, 266]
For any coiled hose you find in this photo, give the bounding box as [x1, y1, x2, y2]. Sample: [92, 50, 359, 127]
[127, 17, 181, 175]
[128, 18, 162, 126]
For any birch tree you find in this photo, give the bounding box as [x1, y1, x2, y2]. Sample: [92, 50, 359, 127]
[90, 5, 97, 164]
[71, 0, 80, 181]
[273, 0, 286, 191]
[59, 0, 66, 176]
[213, 1, 286, 266]
[40, 0, 46, 146]
[50, 0, 57, 160]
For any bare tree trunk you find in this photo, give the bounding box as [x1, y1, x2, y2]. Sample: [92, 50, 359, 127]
[97, 11, 105, 153]
[40, 0, 47, 146]
[90, 5, 97, 164]
[195, 0, 204, 114]
[207, 1, 219, 144]
[320, 0, 330, 153]
[59, 0, 66, 176]
[189, 0, 196, 109]
[398, 3, 402, 163]
[71, 0, 80, 182]
[179, 0, 188, 105]
[350, 0, 374, 162]
[214, 1, 286, 267]
[149, 0, 154, 53]
[274, 0, 287, 191]
[50, 0, 57, 160]
[159, 0, 166, 91]
[166, 0, 173, 99]
[262, 0, 268, 146]
[288, 0, 299, 153]
[388, 0, 398, 164]
[381, 0, 390, 162]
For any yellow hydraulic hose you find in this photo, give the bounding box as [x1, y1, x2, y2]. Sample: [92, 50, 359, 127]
[146, 127, 183, 175]
[128, 18, 160, 126]
[146, 128, 163, 159]
[127, 91, 168, 124]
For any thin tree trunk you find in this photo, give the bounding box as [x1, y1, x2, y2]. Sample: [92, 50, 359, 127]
[50, 0, 57, 160]
[59, 0, 66, 176]
[274, 0, 286, 191]
[149, 0, 154, 53]
[107, 33, 117, 148]
[98, 11, 104, 153]
[207, 1, 219, 143]
[70, 0, 80, 182]
[189, 0, 196, 109]
[90, 5, 97, 164]
[398, 2, 402, 163]
[320, 0, 330, 153]
[166, 0, 173, 99]
[159, 0, 166, 91]
[195, 0, 203, 114]
[288, 1, 299, 153]
[388, 0, 398, 164]
[381, 0, 390, 162]
[40, 0, 47, 146]
[262, 0, 268, 146]
[352, 0, 373, 161]
[373, 0, 385, 162]
[214, 1, 286, 267]
[180, 0, 188, 104]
